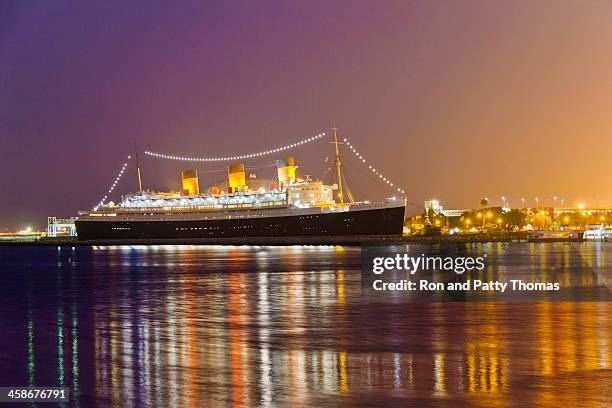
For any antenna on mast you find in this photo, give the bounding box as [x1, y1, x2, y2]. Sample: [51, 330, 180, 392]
[331, 126, 344, 204]
[134, 144, 143, 193]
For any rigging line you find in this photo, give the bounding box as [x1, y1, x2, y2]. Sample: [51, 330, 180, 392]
[342, 137, 405, 195]
[245, 161, 278, 170]
[320, 164, 333, 181]
[93, 156, 131, 210]
[342, 162, 355, 202]
[340, 166, 355, 203]
[343, 155, 423, 209]
[194, 161, 278, 173]
[195, 166, 230, 173]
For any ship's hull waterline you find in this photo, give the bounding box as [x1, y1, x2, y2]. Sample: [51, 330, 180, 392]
[75, 205, 405, 240]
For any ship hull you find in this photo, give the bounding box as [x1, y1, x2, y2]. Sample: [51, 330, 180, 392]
[75, 205, 405, 240]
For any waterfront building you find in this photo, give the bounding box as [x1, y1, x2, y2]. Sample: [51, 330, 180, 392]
[47, 217, 77, 237]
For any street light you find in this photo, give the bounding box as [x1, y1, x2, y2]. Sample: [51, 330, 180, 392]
[480, 198, 488, 228]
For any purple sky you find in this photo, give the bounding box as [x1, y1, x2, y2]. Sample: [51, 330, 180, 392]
[2, 1, 612, 230]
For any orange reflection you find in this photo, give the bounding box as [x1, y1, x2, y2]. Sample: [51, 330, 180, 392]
[228, 271, 247, 407]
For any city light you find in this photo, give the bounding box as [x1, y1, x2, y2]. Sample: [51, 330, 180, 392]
[144, 132, 326, 162]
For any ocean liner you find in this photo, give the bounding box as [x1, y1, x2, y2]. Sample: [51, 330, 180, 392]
[75, 130, 406, 240]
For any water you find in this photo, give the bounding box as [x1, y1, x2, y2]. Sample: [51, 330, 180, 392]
[0, 243, 610, 407]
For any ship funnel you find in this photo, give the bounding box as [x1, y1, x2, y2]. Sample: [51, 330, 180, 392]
[181, 169, 200, 195]
[228, 163, 246, 192]
[277, 156, 297, 187]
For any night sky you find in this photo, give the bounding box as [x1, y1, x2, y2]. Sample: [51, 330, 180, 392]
[2, 1, 611, 231]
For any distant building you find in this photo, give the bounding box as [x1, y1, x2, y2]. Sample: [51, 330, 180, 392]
[405, 214, 426, 232]
[47, 217, 77, 237]
[424, 199, 469, 218]
[440, 209, 471, 217]
[424, 199, 443, 214]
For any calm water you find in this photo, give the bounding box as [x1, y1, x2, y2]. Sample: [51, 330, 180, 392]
[0, 243, 610, 407]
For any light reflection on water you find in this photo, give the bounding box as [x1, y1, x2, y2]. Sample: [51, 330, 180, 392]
[0, 243, 610, 407]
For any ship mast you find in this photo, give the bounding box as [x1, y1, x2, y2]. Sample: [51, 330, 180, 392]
[332, 126, 344, 204]
[135, 144, 143, 193]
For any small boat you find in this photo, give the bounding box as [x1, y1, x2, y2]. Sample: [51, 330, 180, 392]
[583, 224, 612, 241]
[528, 230, 583, 242]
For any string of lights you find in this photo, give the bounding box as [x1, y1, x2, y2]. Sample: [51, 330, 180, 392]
[93, 156, 131, 210]
[144, 132, 326, 162]
[342, 137, 406, 196]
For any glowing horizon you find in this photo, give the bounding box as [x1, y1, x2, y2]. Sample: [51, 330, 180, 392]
[1, 0, 611, 230]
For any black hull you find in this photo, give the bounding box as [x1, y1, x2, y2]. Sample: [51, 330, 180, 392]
[75, 206, 405, 240]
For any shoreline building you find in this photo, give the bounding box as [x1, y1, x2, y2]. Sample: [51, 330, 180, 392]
[47, 217, 77, 237]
